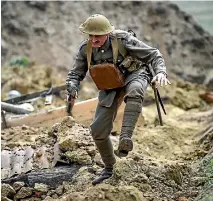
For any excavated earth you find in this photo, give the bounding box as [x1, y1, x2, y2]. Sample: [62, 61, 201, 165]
[1, 1, 213, 201]
[1, 88, 213, 201]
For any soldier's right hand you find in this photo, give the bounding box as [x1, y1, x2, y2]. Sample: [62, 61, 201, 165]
[67, 84, 78, 99]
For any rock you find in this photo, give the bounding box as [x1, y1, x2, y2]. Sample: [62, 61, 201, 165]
[5, 20, 28, 36]
[52, 194, 58, 199]
[43, 196, 52, 200]
[26, 1, 47, 11]
[93, 153, 104, 167]
[171, 88, 202, 110]
[191, 177, 208, 187]
[13, 181, 25, 192]
[59, 137, 78, 151]
[15, 187, 33, 199]
[86, 146, 96, 157]
[178, 197, 189, 201]
[71, 166, 94, 189]
[132, 173, 149, 183]
[20, 198, 42, 201]
[1, 183, 16, 199]
[34, 183, 49, 193]
[46, 190, 55, 196]
[65, 149, 92, 165]
[60, 184, 148, 201]
[207, 78, 213, 90]
[55, 185, 64, 196]
[50, 116, 76, 137]
[164, 164, 183, 186]
[61, 116, 76, 128]
[1, 197, 13, 201]
[1, 39, 8, 56]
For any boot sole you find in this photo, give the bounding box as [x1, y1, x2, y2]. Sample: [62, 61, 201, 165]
[119, 137, 133, 152]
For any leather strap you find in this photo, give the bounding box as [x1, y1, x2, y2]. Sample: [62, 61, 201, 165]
[117, 38, 127, 58]
[87, 39, 92, 68]
[111, 37, 118, 64]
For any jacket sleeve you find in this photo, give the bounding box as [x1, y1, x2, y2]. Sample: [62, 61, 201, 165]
[122, 33, 167, 76]
[66, 41, 88, 88]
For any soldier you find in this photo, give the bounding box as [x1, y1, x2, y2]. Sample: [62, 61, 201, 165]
[66, 14, 170, 185]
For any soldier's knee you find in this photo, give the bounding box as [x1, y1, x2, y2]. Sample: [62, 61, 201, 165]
[90, 123, 111, 140]
[124, 91, 144, 103]
[125, 82, 146, 102]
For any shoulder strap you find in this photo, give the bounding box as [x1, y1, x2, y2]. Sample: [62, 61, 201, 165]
[111, 37, 119, 64]
[87, 40, 92, 68]
[117, 38, 127, 58]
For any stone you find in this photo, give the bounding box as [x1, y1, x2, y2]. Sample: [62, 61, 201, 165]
[65, 149, 92, 165]
[1, 197, 13, 201]
[15, 187, 33, 199]
[86, 146, 96, 157]
[60, 184, 148, 201]
[13, 181, 25, 192]
[55, 185, 64, 196]
[52, 194, 58, 199]
[93, 153, 104, 167]
[43, 196, 52, 200]
[171, 88, 202, 110]
[59, 137, 78, 151]
[20, 198, 42, 201]
[1, 183, 16, 198]
[34, 183, 49, 193]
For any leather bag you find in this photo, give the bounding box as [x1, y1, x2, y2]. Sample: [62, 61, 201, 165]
[89, 63, 125, 90]
[87, 37, 125, 90]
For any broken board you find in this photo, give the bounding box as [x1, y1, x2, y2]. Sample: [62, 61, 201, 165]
[2, 97, 144, 131]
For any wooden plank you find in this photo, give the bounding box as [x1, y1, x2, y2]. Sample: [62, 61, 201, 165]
[3, 97, 144, 130]
[4, 98, 98, 128]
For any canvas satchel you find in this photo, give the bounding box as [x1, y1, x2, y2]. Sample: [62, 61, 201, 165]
[87, 38, 125, 90]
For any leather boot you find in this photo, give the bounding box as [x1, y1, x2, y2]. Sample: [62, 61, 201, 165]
[92, 167, 113, 185]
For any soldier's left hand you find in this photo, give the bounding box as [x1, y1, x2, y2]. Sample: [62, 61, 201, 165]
[151, 72, 171, 87]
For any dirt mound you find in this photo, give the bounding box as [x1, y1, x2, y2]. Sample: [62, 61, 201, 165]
[1, 100, 213, 201]
[1, 64, 64, 99]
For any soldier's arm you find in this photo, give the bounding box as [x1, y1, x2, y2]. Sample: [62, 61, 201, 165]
[121, 33, 167, 76]
[66, 41, 88, 91]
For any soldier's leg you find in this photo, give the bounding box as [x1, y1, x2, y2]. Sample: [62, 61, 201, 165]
[90, 102, 119, 167]
[90, 98, 120, 185]
[117, 76, 148, 157]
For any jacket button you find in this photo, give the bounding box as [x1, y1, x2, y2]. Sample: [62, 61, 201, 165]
[101, 50, 104, 53]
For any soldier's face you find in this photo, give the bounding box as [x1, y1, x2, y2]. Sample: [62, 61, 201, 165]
[89, 34, 108, 48]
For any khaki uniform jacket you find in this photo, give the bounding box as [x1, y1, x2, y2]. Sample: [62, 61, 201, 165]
[66, 30, 167, 107]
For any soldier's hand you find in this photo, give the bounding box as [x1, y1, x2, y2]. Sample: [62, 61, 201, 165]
[151, 72, 171, 87]
[67, 83, 78, 99]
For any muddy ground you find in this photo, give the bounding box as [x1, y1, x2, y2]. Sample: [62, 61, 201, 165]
[1, 1, 213, 201]
[1, 62, 213, 201]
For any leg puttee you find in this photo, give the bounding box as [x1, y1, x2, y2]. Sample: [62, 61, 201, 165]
[116, 97, 142, 157]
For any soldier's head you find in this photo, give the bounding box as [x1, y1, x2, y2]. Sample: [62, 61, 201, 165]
[79, 14, 114, 48]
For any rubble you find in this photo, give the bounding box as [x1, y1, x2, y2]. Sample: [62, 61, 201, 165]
[1, 1, 213, 201]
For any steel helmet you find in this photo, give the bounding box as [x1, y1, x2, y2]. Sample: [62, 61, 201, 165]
[79, 14, 115, 35]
